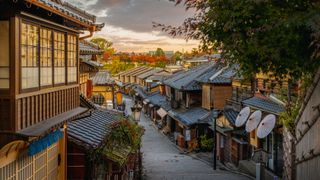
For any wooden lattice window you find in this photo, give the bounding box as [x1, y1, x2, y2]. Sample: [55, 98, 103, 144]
[54, 31, 66, 85]
[92, 93, 105, 105]
[0, 21, 10, 89]
[67, 35, 77, 83]
[0, 161, 16, 180]
[40, 28, 53, 87]
[17, 154, 33, 180]
[21, 22, 39, 90]
[0, 142, 59, 180]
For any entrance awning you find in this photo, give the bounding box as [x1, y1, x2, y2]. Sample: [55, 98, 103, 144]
[157, 108, 167, 118]
[18, 107, 88, 137]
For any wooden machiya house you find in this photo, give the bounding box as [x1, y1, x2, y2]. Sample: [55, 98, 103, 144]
[0, 0, 103, 179]
[79, 40, 104, 98]
[162, 62, 220, 150]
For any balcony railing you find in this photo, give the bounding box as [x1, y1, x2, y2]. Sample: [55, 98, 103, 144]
[16, 86, 80, 130]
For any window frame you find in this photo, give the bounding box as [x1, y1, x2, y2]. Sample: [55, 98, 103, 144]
[66, 34, 78, 84]
[19, 19, 79, 93]
[40, 27, 54, 88]
[20, 20, 40, 93]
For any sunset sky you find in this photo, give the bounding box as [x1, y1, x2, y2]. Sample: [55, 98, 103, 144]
[68, 0, 200, 52]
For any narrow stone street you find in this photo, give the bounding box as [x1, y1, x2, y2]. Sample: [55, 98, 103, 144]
[124, 96, 250, 180]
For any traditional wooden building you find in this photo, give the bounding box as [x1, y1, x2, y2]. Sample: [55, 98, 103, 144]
[0, 0, 102, 179]
[242, 95, 285, 177]
[137, 68, 163, 87]
[162, 63, 219, 149]
[79, 40, 104, 98]
[91, 71, 120, 108]
[196, 63, 250, 164]
[67, 99, 140, 180]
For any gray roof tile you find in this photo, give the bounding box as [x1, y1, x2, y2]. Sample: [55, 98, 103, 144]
[168, 107, 211, 126]
[164, 62, 216, 91]
[68, 110, 119, 149]
[223, 108, 239, 125]
[146, 93, 171, 111]
[137, 68, 163, 80]
[37, 0, 96, 24]
[92, 71, 114, 85]
[242, 96, 285, 115]
[80, 41, 104, 55]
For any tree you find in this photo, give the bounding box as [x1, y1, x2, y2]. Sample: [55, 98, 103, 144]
[154, 48, 165, 57]
[90, 37, 113, 51]
[172, 51, 183, 64]
[155, 0, 320, 80]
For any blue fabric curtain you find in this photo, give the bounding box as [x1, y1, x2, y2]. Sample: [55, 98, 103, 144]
[28, 129, 63, 156]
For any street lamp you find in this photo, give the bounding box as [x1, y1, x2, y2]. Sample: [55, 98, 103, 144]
[130, 100, 142, 180]
[212, 110, 220, 170]
[131, 101, 142, 123]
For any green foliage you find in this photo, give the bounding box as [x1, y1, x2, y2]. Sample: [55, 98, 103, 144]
[106, 119, 144, 151]
[103, 60, 135, 75]
[154, 48, 165, 57]
[279, 74, 313, 133]
[156, 0, 320, 81]
[90, 37, 113, 51]
[199, 135, 214, 152]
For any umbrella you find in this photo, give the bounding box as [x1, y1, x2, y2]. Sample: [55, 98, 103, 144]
[245, 110, 262, 132]
[235, 107, 251, 127]
[257, 114, 276, 139]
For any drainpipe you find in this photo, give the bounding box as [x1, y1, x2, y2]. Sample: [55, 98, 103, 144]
[80, 26, 96, 40]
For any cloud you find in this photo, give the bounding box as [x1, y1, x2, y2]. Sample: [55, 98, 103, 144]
[68, 0, 199, 52]
[93, 25, 198, 52]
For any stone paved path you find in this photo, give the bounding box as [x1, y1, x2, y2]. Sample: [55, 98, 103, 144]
[124, 96, 250, 180]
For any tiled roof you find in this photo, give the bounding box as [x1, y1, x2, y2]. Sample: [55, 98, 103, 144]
[126, 67, 150, 76]
[145, 93, 171, 111]
[80, 94, 97, 110]
[197, 64, 238, 84]
[92, 71, 114, 85]
[68, 110, 119, 149]
[29, 0, 97, 25]
[223, 108, 239, 126]
[118, 67, 145, 77]
[137, 68, 163, 80]
[134, 86, 148, 99]
[168, 107, 211, 126]
[129, 67, 154, 77]
[242, 96, 285, 115]
[80, 41, 104, 55]
[81, 59, 103, 67]
[164, 62, 216, 91]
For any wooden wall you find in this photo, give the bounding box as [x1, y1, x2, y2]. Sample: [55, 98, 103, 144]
[67, 142, 87, 180]
[15, 85, 80, 131]
[212, 85, 232, 110]
[202, 84, 211, 110]
[294, 69, 320, 180]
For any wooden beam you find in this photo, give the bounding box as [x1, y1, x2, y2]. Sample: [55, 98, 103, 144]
[25, 0, 95, 29]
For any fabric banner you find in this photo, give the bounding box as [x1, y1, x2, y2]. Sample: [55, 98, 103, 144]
[28, 129, 63, 156]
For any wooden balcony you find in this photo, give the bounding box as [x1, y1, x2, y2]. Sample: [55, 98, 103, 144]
[15, 85, 80, 131]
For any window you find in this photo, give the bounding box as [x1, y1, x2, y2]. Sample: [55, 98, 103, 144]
[92, 93, 105, 105]
[67, 35, 77, 83]
[20, 21, 78, 91]
[0, 21, 9, 89]
[21, 23, 39, 89]
[40, 28, 53, 87]
[54, 32, 65, 85]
